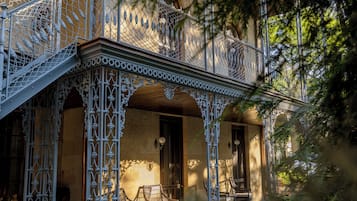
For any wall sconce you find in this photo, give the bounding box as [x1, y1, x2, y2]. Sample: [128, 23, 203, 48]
[228, 140, 240, 149]
[234, 139, 240, 146]
[147, 161, 153, 171]
[154, 136, 166, 150]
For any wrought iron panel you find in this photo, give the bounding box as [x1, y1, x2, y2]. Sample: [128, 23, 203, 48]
[213, 94, 233, 199]
[103, 0, 119, 40]
[116, 0, 205, 68]
[3, 1, 55, 81]
[60, 0, 88, 47]
[5, 0, 33, 10]
[22, 74, 90, 201]
[213, 34, 263, 83]
[85, 69, 157, 201]
[92, 0, 104, 39]
[1, 0, 87, 105]
[5, 43, 77, 98]
[117, 71, 157, 137]
[56, 71, 90, 111]
[259, 108, 288, 192]
[22, 88, 61, 201]
[161, 82, 177, 101]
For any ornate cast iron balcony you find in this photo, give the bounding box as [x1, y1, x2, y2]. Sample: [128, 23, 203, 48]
[0, 0, 263, 100]
[0, 0, 268, 118]
[93, 0, 264, 85]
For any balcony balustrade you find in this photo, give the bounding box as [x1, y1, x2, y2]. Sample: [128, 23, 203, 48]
[0, 0, 85, 101]
[94, 0, 264, 85]
[0, 0, 263, 98]
[1, 0, 289, 112]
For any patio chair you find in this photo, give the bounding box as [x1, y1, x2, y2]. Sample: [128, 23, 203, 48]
[137, 184, 178, 201]
[132, 185, 177, 201]
[120, 188, 132, 201]
[228, 178, 252, 201]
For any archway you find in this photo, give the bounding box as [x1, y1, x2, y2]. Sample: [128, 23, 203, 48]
[120, 83, 205, 200]
[273, 113, 289, 163]
[218, 104, 264, 201]
[57, 88, 85, 201]
[273, 112, 304, 195]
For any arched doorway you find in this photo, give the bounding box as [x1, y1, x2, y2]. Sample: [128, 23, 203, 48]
[57, 88, 85, 201]
[218, 104, 264, 201]
[120, 83, 203, 200]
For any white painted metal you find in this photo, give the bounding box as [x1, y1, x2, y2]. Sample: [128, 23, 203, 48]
[0, 1, 304, 201]
[22, 88, 61, 201]
[0, 4, 7, 113]
[98, 0, 264, 84]
[0, 0, 88, 119]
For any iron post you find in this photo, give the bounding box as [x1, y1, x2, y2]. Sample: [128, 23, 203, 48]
[0, 3, 8, 109]
[260, 0, 270, 83]
[295, 0, 305, 101]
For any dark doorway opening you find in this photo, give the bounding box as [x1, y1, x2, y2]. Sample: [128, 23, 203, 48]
[232, 126, 248, 192]
[160, 115, 183, 200]
[0, 112, 24, 201]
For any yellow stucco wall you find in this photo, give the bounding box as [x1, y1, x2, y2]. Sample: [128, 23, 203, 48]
[182, 116, 207, 201]
[218, 121, 235, 190]
[120, 108, 264, 201]
[248, 126, 263, 201]
[120, 109, 161, 199]
[59, 107, 264, 201]
[61, 107, 85, 201]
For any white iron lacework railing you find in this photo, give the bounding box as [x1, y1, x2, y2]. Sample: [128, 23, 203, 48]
[4, 0, 33, 10]
[98, 0, 263, 84]
[0, 0, 87, 101]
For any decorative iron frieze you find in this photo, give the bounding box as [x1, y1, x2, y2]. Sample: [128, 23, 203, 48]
[118, 71, 158, 137]
[80, 55, 244, 98]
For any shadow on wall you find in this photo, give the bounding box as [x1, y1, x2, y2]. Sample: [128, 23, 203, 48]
[184, 185, 207, 201]
[56, 186, 70, 201]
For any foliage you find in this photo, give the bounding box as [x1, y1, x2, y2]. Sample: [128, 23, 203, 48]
[267, 1, 357, 200]
[123, 0, 357, 200]
[270, 1, 357, 201]
[193, 1, 355, 200]
[229, 0, 355, 200]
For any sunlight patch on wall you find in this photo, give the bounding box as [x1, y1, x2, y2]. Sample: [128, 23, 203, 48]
[120, 160, 160, 199]
[187, 159, 201, 170]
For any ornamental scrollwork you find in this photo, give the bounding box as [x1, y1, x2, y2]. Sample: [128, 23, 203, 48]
[161, 82, 177, 100]
[81, 55, 243, 98]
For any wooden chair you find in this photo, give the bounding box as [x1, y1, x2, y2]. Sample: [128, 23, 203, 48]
[133, 184, 178, 201]
[228, 178, 252, 201]
[206, 178, 252, 201]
